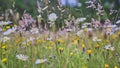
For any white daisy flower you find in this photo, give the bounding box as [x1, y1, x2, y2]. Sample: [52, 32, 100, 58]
[110, 47, 115, 51]
[76, 30, 84, 36]
[30, 28, 39, 34]
[3, 29, 12, 35]
[16, 54, 28, 61]
[107, 25, 117, 28]
[35, 59, 47, 64]
[0, 21, 13, 26]
[76, 18, 86, 23]
[46, 37, 52, 41]
[81, 25, 87, 29]
[104, 44, 111, 50]
[37, 15, 42, 18]
[104, 44, 115, 51]
[3, 27, 17, 35]
[48, 13, 58, 22]
[92, 37, 101, 42]
[66, 28, 74, 32]
[86, 28, 93, 31]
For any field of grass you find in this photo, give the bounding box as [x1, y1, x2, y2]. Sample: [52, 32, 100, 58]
[0, 29, 120, 68]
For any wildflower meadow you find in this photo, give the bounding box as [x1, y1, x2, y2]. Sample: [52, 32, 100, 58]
[0, 0, 120, 68]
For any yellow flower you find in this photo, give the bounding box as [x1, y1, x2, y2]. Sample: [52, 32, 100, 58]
[27, 41, 32, 46]
[73, 40, 78, 45]
[87, 49, 92, 55]
[1, 45, 6, 49]
[82, 44, 85, 48]
[105, 64, 109, 68]
[36, 39, 42, 44]
[84, 28, 87, 31]
[95, 44, 99, 48]
[59, 47, 64, 52]
[2, 58, 7, 63]
[6, 26, 10, 29]
[57, 39, 64, 43]
[49, 41, 55, 46]
[114, 66, 117, 68]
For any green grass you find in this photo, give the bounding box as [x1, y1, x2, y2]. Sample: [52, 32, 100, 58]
[0, 31, 120, 68]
